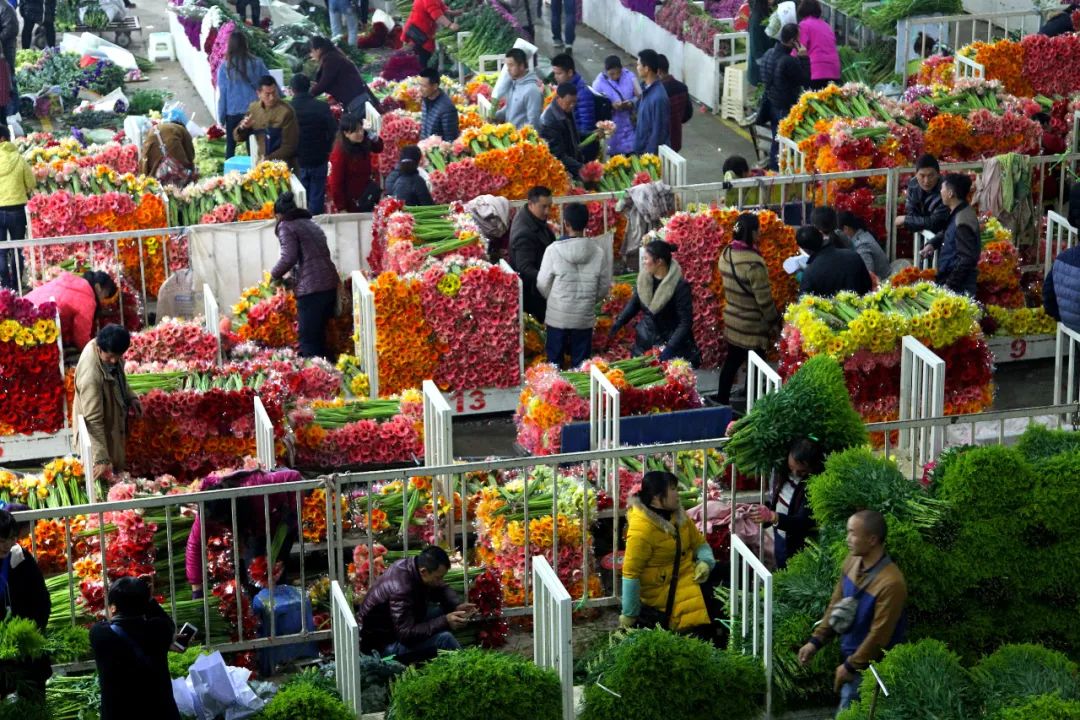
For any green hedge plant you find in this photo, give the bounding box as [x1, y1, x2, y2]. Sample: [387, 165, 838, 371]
[806, 448, 915, 527]
[388, 648, 561, 720]
[990, 693, 1080, 719]
[580, 629, 765, 720]
[258, 681, 354, 720]
[973, 644, 1080, 715]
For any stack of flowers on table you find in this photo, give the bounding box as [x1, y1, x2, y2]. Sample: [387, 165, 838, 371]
[913, 54, 955, 87]
[166, 161, 291, 227]
[579, 153, 661, 193]
[369, 198, 487, 274]
[0, 289, 63, 437]
[289, 390, 424, 469]
[592, 273, 638, 359]
[374, 110, 422, 177]
[474, 465, 603, 608]
[656, 206, 800, 368]
[125, 317, 220, 370]
[515, 355, 702, 455]
[28, 141, 140, 191]
[960, 33, 1080, 98]
[0, 456, 101, 510]
[780, 282, 994, 428]
[231, 272, 299, 349]
[123, 354, 340, 479]
[425, 123, 570, 203]
[370, 257, 521, 394]
[919, 86, 1042, 162]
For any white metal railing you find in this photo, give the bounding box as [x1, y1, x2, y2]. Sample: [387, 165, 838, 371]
[77, 415, 96, 503]
[254, 395, 275, 470]
[659, 144, 687, 187]
[776, 134, 806, 175]
[202, 283, 222, 365]
[589, 364, 621, 506]
[745, 350, 781, 413]
[351, 270, 379, 400]
[1054, 322, 1080, 409]
[713, 31, 750, 117]
[479, 54, 505, 75]
[532, 555, 574, 720]
[365, 101, 382, 137]
[898, 336, 945, 472]
[423, 379, 454, 547]
[478, 93, 493, 121]
[1044, 210, 1078, 274]
[954, 53, 985, 81]
[331, 580, 363, 715]
[731, 535, 773, 718]
[914, 230, 939, 270]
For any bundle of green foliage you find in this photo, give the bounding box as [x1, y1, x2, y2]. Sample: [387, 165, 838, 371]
[805, 448, 919, 526]
[725, 355, 868, 477]
[168, 644, 212, 679]
[0, 696, 50, 720]
[836, 639, 976, 720]
[257, 674, 354, 720]
[0, 616, 46, 661]
[387, 648, 561, 720]
[580, 629, 765, 720]
[972, 644, 1080, 716]
[990, 693, 1080, 719]
[43, 625, 91, 664]
[1015, 424, 1080, 462]
[357, 653, 406, 712]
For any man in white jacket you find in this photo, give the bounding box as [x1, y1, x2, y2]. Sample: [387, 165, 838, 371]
[537, 203, 612, 369]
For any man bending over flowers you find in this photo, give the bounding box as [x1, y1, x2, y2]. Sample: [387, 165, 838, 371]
[357, 545, 476, 664]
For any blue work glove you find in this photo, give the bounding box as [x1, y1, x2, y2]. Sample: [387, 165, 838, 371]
[620, 577, 641, 618]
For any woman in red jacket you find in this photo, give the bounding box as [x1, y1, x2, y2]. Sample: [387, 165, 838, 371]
[327, 113, 385, 213]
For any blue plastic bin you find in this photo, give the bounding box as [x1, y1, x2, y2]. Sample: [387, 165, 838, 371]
[224, 155, 252, 174]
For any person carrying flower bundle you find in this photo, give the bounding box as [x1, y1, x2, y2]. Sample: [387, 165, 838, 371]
[748, 437, 823, 569]
[234, 76, 299, 169]
[328, 112, 385, 213]
[0, 506, 52, 702]
[510, 185, 557, 322]
[633, 49, 671, 156]
[657, 54, 692, 153]
[921, 173, 979, 297]
[620, 471, 717, 636]
[610, 239, 701, 365]
[795, 0, 840, 89]
[537, 202, 611, 368]
[357, 545, 478, 664]
[592, 55, 639, 157]
[25, 269, 117, 353]
[270, 191, 340, 358]
[385, 145, 435, 207]
[139, 109, 196, 187]
[714, 213, 780, 406]
[551, 53, 599, 162]
[309, 36, 380, 116]
[895, 154, 949, 236]
[216, 32, 270, 159]
[540, 82, 585, 179]
[838, 210, 891, 281]
[72, 324, 142, 480]
[90, 577, 181, 720]
[796, 225, 872, 297]
[0, 123, 35, 291]
[418, 67, 459, 141]
[288, 72, 338, 216]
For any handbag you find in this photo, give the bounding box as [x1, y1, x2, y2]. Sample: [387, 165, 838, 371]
[636, 522, 682, 630]
[828, 556, 892, 634]
[355, 178, 383, 212]
[405, 23, 429, 47]
[604, 76, 637, 126]
[152, 126, 194, 188]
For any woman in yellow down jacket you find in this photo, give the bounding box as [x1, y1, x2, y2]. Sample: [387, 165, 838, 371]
[621, 471, 716, 633]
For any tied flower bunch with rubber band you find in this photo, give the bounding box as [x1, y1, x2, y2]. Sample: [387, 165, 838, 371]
[165, 161, 290, 226]
[580, 153, 661, 192]
[289, 392, 424, 469]
[375, 202, 487, 275]
[515, 356, 701, 455]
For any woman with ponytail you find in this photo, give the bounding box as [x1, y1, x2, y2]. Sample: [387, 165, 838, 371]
[714, 212, 779, 405]
[608, 238, 700, 365]
[25, 269, 117, 352]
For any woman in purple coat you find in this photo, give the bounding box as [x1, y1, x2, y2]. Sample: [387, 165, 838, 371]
[592, 56, 640, 156]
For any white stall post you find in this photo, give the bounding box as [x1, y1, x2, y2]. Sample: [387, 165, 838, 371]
[1053, 323, 1080, 421]
[745, 350, 781, 413]
[954, 53, 985, 81]
[589, 364, 621, 490]
[253, 396, 275, 470]
[658, 144, 687, 187]
[478, 54, 505, 74]
[330, 580, 363, 714]
[78, 416, 96, 503]
[365, 101, 382, 137]
[898, 335, 945, 473]
[351, 271, 379, 399]
[422, 379, 454, 545]
[532, 555, 574, 720]
[730, 535, 773, 718]
[202, 283, 222, 365]
[914, 230, 939, 270]
[477, 93, 494, 121]
[1044, 210, 1078, 274]
[776, 135, 806, 173]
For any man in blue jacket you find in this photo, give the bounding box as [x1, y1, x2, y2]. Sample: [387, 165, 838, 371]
[633, 49, 670, 156]
[1044, 244, 1080, 332]
[418, 68, 459, 141]
[551, 53, 598, 161]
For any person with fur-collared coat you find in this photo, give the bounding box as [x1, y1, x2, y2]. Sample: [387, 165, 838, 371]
[620, 471, 716, 632]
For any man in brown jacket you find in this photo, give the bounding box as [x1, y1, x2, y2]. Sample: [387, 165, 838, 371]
[234, 76, 299, 168]
[798, 510, 907, 713]
[139, 118, 196, 184]
[72, 324, 140, 479]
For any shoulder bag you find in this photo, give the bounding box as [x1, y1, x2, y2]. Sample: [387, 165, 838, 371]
[636, 521, 682, 629]
[828, 556, 892, 634]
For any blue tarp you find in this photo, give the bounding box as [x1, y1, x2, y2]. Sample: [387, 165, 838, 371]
[559, 405, 732, 453]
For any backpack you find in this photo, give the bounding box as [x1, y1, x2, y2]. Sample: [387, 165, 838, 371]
[594, 92, 613, 123]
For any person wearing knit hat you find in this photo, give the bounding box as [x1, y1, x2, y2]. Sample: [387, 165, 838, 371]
[385, 145, 434, 206]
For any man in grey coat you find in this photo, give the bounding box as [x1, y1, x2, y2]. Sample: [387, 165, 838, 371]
[537, 202, 612, 369]
[495, 48, 542, 130]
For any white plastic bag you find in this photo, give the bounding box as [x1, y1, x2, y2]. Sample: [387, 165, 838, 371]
[189, 651, 238, 718]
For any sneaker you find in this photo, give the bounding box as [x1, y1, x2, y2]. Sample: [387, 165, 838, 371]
[564, 44, 572, 55]
[552, 39, 564, 50]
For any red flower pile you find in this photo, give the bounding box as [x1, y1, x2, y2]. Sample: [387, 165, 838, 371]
[126, 318, 219, 370]
[76, 510, 157, 616]
[468, 568, 509, 648]
[0, 289, 64, 436]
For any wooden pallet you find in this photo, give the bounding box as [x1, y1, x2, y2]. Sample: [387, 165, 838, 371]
[74, 14, 142, 48]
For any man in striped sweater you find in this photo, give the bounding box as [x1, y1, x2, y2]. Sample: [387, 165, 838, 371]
[798, 510, 907, 712]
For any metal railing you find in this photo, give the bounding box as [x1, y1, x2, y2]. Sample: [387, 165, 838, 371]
[1054, 322, 1080, 410]
[77, 415, 97, 503]
[351, 270, 379, 400]
[914, 230, 939, 270]
[1044, 210, 1078, 274]
[532, 555, 575, 720]
[254, 396, 275, 470]
[746, 350, 781, 414]
[898, 336, 945, 476]
[659, 144, 688, 188]
[954, 53, 985, 82]
[731, 534, 773, 718]
[202, 283, 222, 365]
[423, 379, 454, 546]
[331, 580, 363, 715]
